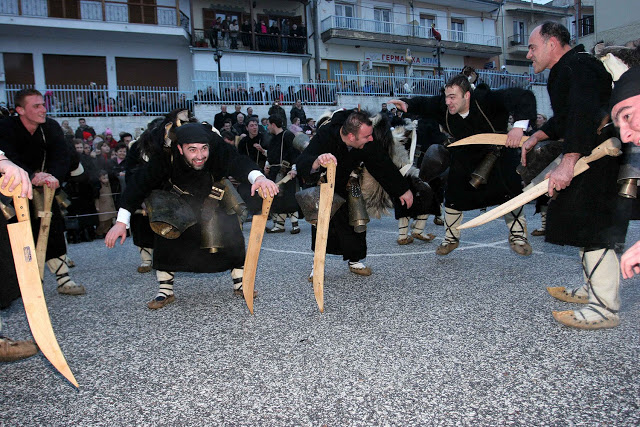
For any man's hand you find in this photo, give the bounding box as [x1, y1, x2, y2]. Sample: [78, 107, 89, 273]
[621, 240, 640, 279]
[312, 153, 338, 170]
[105, 222, 128, 248]
[32, 172, 60, 189]
[0, 160, 33, 199]
[398, 189, 414, 209]
[546, 153, 580, 197]
[388, 99, 408, 112]
[505, 127, 524, 148]
[253, 143, 266, 154]
[520, 136, 539, 166]
[287, 170, 297, 178]
[251, 175, 279, 198]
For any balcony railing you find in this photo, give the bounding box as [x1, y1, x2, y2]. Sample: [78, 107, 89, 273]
[0, 0, 183, 26]
[508, 34, 529, 47]
[191, 29, 307, 54]
[321, 15, 501, 47]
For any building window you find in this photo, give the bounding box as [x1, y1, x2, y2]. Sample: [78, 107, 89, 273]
[328, 60, 357, 81]
[335, 3, 355, 29]
[576, 15, 594, 37]
[420, 14, 436, 38]
[512, 20, 526, 45]
[48, 0, 79, 19]
[3, 53, 34, 85]
[374, 8, 392, 34]
[44, 54, 107, 85]
[115, 58, 177, 87]
[451, 18, 464, 42]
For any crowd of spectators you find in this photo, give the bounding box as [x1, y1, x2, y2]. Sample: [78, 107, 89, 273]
[206, 17, 307, 53]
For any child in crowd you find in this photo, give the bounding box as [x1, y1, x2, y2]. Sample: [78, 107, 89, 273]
[95, 170, 117, 238]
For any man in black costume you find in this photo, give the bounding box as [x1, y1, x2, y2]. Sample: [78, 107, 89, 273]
[264, 115, 300, 234]
[297, 109, 413, 278]
[512, 23, 630, 329]
[0, 89, 84, 295]
[237, 117, 268, 215]
[106, 122, 278, 309]
[390, 73, 537, 256]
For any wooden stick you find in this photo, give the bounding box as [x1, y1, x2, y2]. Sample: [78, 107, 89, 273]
[313, 162, 336, 313]
[447, 133, 528, 148]
[36, 185, 55, 280]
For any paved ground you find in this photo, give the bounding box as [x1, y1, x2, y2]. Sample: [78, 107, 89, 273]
[1, 204, 639, 426]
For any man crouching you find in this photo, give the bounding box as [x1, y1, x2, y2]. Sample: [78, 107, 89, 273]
[106, 122, 278, 309]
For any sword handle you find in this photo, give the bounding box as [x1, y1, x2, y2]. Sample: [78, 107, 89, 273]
[325, 161, 336, 187]
[0, 182, 30, 223]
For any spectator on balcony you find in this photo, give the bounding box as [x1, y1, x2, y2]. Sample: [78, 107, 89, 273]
[209, 17, 221, 48]
[214, 105, 231, 131]
[172, 93, 192, 112]
[233, 113, 248, 138]
[272, 84, 284, 103]
[269, 21, 280, 52]
[268, 100, 287, 128]
[237, 85, 248, 103]
[229, 19, 239, 49]
[247, 88, 257, 103]
[75, 117, 96, 139]
[282, 19, 290, 53]
[221, 17, 230, 48]
[258, 83, 270, 105]
[305, 79, 318, 103]
[256, 20, 268, 51]
[241, 19, 252, 49]
[290, 99, 307, 124]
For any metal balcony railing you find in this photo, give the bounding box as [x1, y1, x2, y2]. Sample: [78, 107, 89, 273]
[0, 0, 183, 26]
[191, 29, 307, 54]
[321, 15, 501, 47]
[508, 34, 529, 47]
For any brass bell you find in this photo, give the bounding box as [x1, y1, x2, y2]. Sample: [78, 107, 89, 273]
[294, 186, 346, 226]
[0, 199, 16, 220]
[347, 177, 369, 233]
[219, 179, 248, 222]
[618, 178, 638, 199]
[200, 197, 242, 253]
[469, 150, 500, 189]
[145, 190, 197, 239]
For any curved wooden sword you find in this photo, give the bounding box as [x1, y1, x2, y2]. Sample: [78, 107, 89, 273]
[458, 138, 622, 230]
[1, 182, 78, 387]
[447, 133, 528, 148]
[242, 188, 273, 314]
[313, 162, 337, 313]
[36, 185, 55, 280]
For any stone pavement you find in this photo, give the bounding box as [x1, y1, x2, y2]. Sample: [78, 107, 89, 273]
[1, 204, 639, 425]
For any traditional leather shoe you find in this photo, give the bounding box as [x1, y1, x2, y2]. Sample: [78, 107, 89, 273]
[57, 281, 86, 296]
[433, 216, 444, 226]
[147, 295, 175, 310]
[547, 286, 588, 304]
[0, 338, 38, 362]
[290, 226, 301, 234]
[531, 229, 545, 236]
[265, 226, 285, 233]
[412, 232, 436, 242]
[349, 264, 372, 276]
[510, 240, 532, 256]
[137, 264, 152, 274]
[552, 309, 620, 330]
[436, 241, 459, 255]
[397, 235, 414, 245]
[233, 287, 258, 298]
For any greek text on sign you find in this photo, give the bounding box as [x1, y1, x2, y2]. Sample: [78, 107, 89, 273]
[365, 52, 438, 66]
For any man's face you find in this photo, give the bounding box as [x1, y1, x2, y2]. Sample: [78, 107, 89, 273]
[224, 137, 235, 145]
[613, 94, 640, 146]
[527, 28, 553, 74]
[83, 144, 91, 154]
[536, 114, 546, 128]
[116, 147, 127, 159]
[79, 119, 86, 126]
[296, 100, 302, 108]
[444, 85, 470, 115]
[247, 121, 259, 137]
[237, 114, 244, 124]
[345, 124, 373, 149]
[223, 122, 231, 131]
[17, 95, 47, 126]
[381, 103, 387, 111]
[247, 107, 253, 115]
[260, 83, 265, 91]
[221, 105, 227, 113]
[235, 105, 241, 112]
[123, 135, 132, 144]
[101, 144, 111, 154]
[75, 143, 84, 154]
[177, 143, 209, 170]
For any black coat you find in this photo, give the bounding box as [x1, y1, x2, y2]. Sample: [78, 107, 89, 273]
[125, 139, 155, 249]
[541, 45, 630, 248]
[297, 109, 409, 260]
[267, 130, 299, 214]
[0, 116, 71, 261]
[121, 134, 259, 273]
[237, 133, 268, 214]
[403, 85, 537, 211]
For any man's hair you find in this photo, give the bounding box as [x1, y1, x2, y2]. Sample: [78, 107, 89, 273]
[539, 21, 571, 47]
[120, 132, 132, 140]
[98, 169, 108, 177]
[115, 143, 128, 152]
[247, 117, 259, 125]
[224, 118, 232, 125]
[14, 89, 43, 108]
[72, 138, 84, 146]
[221, 131, 236, 141]
[268, 114, 283, 128]
[79, 117, 86, 122]
[237, 113, 244, 119]
[341, 111, 372, 137]
[306, 118, 314, 124]
[445, 74, 472, 95]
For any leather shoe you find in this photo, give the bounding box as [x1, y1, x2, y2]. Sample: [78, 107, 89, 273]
[397, 235, 414, 245]
[510, 240, 532, 256]
[436, 241, 459, 255]
[349, 265, 372, 276]
[233, 287, 258, 298]
[412, 232, 435, 242]
[290, 226, 301, 234]
[531, 229, 545, 236]
[0, 338, 38, 362]
[147, 295, 175, 310]
[265, 226, 285, 233]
